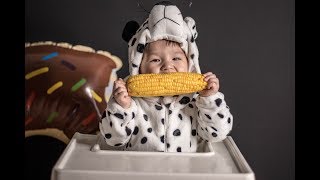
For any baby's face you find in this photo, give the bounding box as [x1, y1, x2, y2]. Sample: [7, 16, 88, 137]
[140, 40, 188, 74]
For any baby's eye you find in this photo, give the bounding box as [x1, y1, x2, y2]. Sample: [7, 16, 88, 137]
[173, 57, 182, 61]
[150, 59, 160, 62]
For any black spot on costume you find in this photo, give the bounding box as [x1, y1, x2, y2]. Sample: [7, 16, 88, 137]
[125, 127, 132, 136]
[143, 114, 148, 121]
[114, 113, 124, 119]
[105, 133, 112, 139]
[133, 126, 139, 135]
[217, 113, 224, 118]
[173, 129, 181, 136]
[215, 98, 222, 107]
[137, 44, 145, 53]
[155, 105, 162, 110]
[141, 137, 148, 144]
[179, 96, 190, 104]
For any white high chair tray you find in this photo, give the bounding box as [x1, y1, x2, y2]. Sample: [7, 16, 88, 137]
[51, 132, 255, 180]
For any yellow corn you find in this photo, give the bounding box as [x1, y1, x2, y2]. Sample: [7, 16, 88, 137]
[127, 72, 207, 97]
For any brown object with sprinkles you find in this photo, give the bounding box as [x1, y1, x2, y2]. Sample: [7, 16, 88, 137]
[25, 41, 122, 143]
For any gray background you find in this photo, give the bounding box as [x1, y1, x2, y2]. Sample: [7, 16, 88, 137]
[25, 0, 295, 180]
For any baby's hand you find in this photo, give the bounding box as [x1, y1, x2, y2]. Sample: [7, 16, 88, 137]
[199, 72, 219, 97]
[113, 78, 132, 109]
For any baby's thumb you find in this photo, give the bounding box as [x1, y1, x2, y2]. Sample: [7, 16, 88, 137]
[118, 78, 125, 83]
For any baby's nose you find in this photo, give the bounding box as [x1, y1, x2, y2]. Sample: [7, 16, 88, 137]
[161, 60, 173, 70]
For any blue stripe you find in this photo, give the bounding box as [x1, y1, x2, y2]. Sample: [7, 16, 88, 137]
[42, 52, 58, 60]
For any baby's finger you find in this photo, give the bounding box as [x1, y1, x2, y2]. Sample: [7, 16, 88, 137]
[212, 78, 219, 86]
[115, 80, 127, 89]
[207, 77, 218, 84]
[203, 72, 213, 77]
[118, 78, 126, 85]
[204, 73, 217, 82]
[113, 86, 127, 96]
[113, 79, 123, 89]
[206, 81, 214, 90]
[115, 86, 129, 97]
[117, 91, 127, 98]
[204, 75, 217, 82]
[121, 90, 129, 98]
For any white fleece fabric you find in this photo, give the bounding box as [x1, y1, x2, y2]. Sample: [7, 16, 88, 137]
[99, 2, 233, 152]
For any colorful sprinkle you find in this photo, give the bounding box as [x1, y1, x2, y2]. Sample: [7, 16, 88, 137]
[61, 60, 76, 71]
[71, 78, 86, 92]
[47, 81, 63, 94]
[25, 117, 33, 126]
[90, 89, 102, 103]
[26, 91, 36, 111]
[25, 67, 49, 80]
[47, 112, 59, 123]
[42, 52, 58, 60]
[81, 112, 96, 126]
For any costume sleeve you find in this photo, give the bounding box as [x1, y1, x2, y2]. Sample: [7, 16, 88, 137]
[195, 92, 233, 142]
[99, 96, 137, 147]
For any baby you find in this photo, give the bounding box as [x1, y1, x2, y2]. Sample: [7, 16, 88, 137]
[99, 1, 233, 152]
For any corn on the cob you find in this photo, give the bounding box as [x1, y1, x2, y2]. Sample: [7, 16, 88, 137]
[127, 72, 207, 97]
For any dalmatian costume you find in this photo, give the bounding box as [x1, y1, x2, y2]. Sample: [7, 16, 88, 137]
[100, 1, 233, 152]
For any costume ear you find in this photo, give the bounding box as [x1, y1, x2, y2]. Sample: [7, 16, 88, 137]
[122, 21, 140, 43]
[184, 17, 198, 39]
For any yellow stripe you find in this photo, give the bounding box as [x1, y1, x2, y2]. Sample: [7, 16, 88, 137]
[90, 89, 102, 103]
[47, 81, 63, 94]
[25, 67, 49, 80]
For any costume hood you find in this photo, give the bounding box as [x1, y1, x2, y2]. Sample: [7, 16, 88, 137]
[122, 1, 201, 76]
